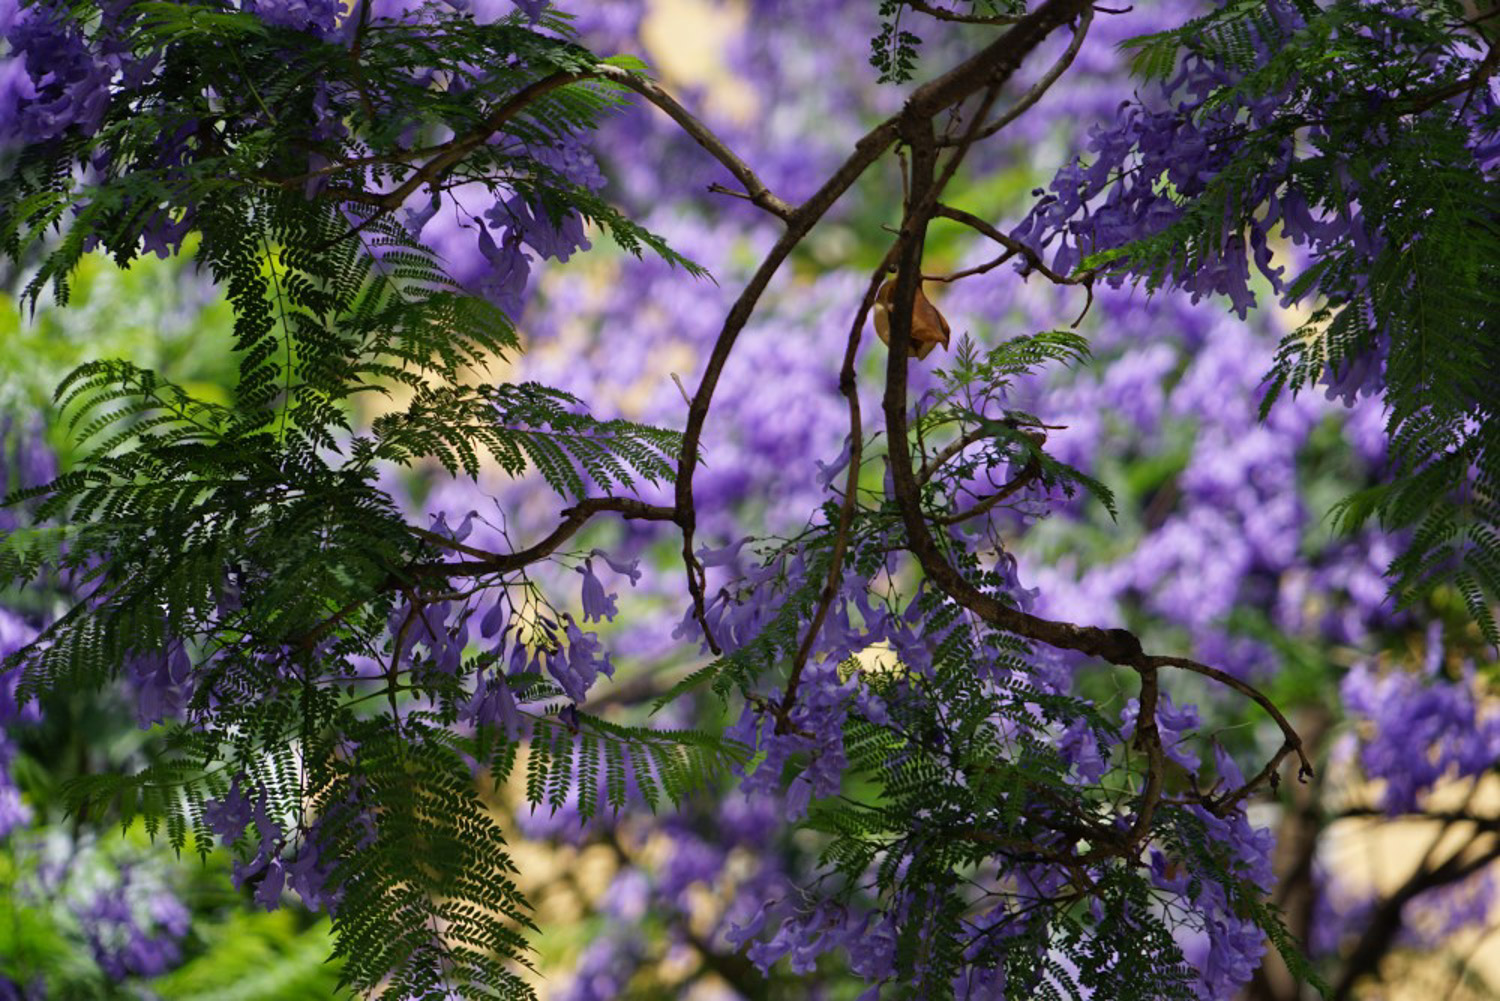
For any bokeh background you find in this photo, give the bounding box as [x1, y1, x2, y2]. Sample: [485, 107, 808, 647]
[2, 1, 1498, 998]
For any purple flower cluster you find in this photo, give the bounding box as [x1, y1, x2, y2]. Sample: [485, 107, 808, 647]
[0, 0, 126, 143]
[1011, 0, 1497, 412]
[1161, 745, 1276, 1000]
[243, 0, 344, 33]
[202, 775, 340, 912]
[1009, 55, 1296, 318]
[1340, 648, 1500, 815]
[74, 869, 191, 980]
[412, 137, 606, 316]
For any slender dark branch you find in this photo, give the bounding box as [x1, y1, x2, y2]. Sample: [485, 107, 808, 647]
[935, 203, 1087, 286]
[940, 6, 1093, 146]
[321, 65, 792, 224]
[408, 496, 676, 579]
[1118, 662, 1166, 850]
[607, 68, 794, 222]
[918, 420, 1059, 483]
[900, 0, 1094, 123]
[919, 424, 995, 483]
[1331, 837, 1500, 1001]
[1150, 655, 1315, 796]
[887, 315, 1151, 669]
[362, 70, 588, 212]
[346, 0, 379, 123]
[931, 451, 1042, 525]
[291, 497, 673, 651]
[1337, 806, 1500, 828]
[778, 246, 905, 730]
[924, 245, 1018, 283]
[906, 0, 1024, 25]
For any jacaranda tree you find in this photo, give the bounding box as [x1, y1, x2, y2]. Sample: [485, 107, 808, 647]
[1, 0, 1497, 998]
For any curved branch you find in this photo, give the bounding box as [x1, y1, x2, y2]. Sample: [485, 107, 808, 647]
[940, 6, 1093, 146]
[321, 65, 792, 222]
[906, 0, 1024, 25]
[671, 125, 904, 654]
[935, 203, 1089, 287]
[408, 496, 676, 579]
[918, 420, 1059, 483]
[598, 67, 794, 222]
[924, 245, 1019, 283]
[778, 248, 905, 729]
[290, 497, 674, 651]
[931, 451, 1042, 525]
[1151, 655, 1316, 794]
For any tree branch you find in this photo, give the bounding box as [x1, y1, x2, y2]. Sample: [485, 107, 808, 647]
[319, 65, 792, 223]
[931, 450, 1042, 525]
[872, 1, 1307, 860]
[778, 247, 905, 730]
[1151, 655, 1316, 802]
[935, 202, 1088, 287]
[674, 0, 1096, 654]
[1331, 837, 1500, 1001]
[939, 6, 1093, 146]
[906, 0, 1024, 26]
[601, 67, 794, 222]
[408, 496, 676, 579]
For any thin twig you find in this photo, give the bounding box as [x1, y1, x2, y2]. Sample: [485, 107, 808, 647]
[931, 451, 1042, 525]
[940, 7, 1093, 146]
[408, 497, 676, 579]
[778, 243, 904, 730]
[906, 0, 1024, 25]
[318, 64, 793, 226]
[935, 203, 1086, 286]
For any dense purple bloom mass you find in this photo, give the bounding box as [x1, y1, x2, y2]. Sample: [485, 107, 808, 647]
[1341, 653, 1500, 814]
[0, 0, 122, 141]
[244, 0, 343, 33]
[76, 873, 190, 979]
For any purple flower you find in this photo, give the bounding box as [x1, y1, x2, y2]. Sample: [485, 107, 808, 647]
[244, 0, 343, 33]
[577, 559, 618, 623]
[126, 644, 194, 728]
[463, 671, 524, 739]
[697, 536, 752, 568]
[590, 548, 642, 586]
[1, 2, 118, 142]
[203, 775, 254, 842]
[479, 599, 508, 639]
[251, 856, 287, 910]
[508, 0, 547, 25]
[76, 875, 190, 980]
[546, 621, 614, 703]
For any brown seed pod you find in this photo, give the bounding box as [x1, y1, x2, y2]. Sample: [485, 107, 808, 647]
[872, 279, 951, 361]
